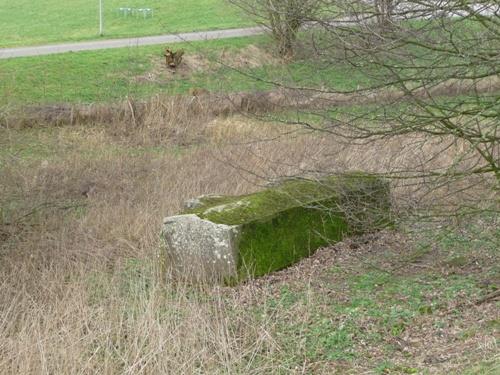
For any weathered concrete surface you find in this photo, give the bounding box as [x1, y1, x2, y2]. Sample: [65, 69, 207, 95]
[162, 214, 240, 280]
[161, 174, 391, 283]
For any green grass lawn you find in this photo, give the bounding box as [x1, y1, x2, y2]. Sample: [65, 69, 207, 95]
[0, 35, 364, 107]
[0, 0, 250, 48]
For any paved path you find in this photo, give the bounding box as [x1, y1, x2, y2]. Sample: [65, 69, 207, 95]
[1, 3, 495, 60]
[0, 27, 265, 60]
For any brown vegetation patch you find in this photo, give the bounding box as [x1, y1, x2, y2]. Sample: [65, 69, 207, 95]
[133, 44, 279, 84]
[134, 52, 212, 83]
[0, 92, 292, 131]
[5, 74, 500, 135]
[219, 44, 280, 68]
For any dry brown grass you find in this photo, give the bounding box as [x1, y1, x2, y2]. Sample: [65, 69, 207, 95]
[0, 111, 326, 373]
[4, 74, 499, 134]
[0, 100, 497, 373]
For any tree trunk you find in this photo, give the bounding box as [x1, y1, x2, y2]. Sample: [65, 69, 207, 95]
[375, 0, 395, 32]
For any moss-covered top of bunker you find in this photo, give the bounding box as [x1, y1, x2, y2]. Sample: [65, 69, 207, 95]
[184, 173, 387, 225]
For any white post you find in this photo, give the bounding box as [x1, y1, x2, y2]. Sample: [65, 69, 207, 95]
[99, 0, 104, 36]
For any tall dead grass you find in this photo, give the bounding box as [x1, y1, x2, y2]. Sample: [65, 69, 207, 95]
[0, 113, 321, 373]
[0, 100, 496, 373]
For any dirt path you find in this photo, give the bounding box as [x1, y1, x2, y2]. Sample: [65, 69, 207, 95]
[0, 27, 264, 60]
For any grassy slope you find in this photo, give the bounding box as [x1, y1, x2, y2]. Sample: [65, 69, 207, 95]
[0, 37, 259, 105]
[0, 36, 362, 106]
[0, 121, 498, 374]
[0, 0, 250, 47]
[238, 224, 499, 373]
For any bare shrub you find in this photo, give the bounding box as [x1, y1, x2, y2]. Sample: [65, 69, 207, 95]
[231, 0, 500, 217]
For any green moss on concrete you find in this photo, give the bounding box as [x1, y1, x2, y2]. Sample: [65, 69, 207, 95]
[236, 201, 349, 279]
[187, 173, 389, 226]
[184, 173, 391, 281]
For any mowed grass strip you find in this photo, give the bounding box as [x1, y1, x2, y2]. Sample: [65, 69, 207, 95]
[0, 0, 250, 48]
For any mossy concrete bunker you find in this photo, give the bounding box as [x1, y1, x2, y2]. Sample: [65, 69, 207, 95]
[161, 173, 391, 282]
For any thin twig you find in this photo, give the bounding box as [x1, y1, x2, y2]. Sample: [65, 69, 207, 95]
[475, 289, 500, 305]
